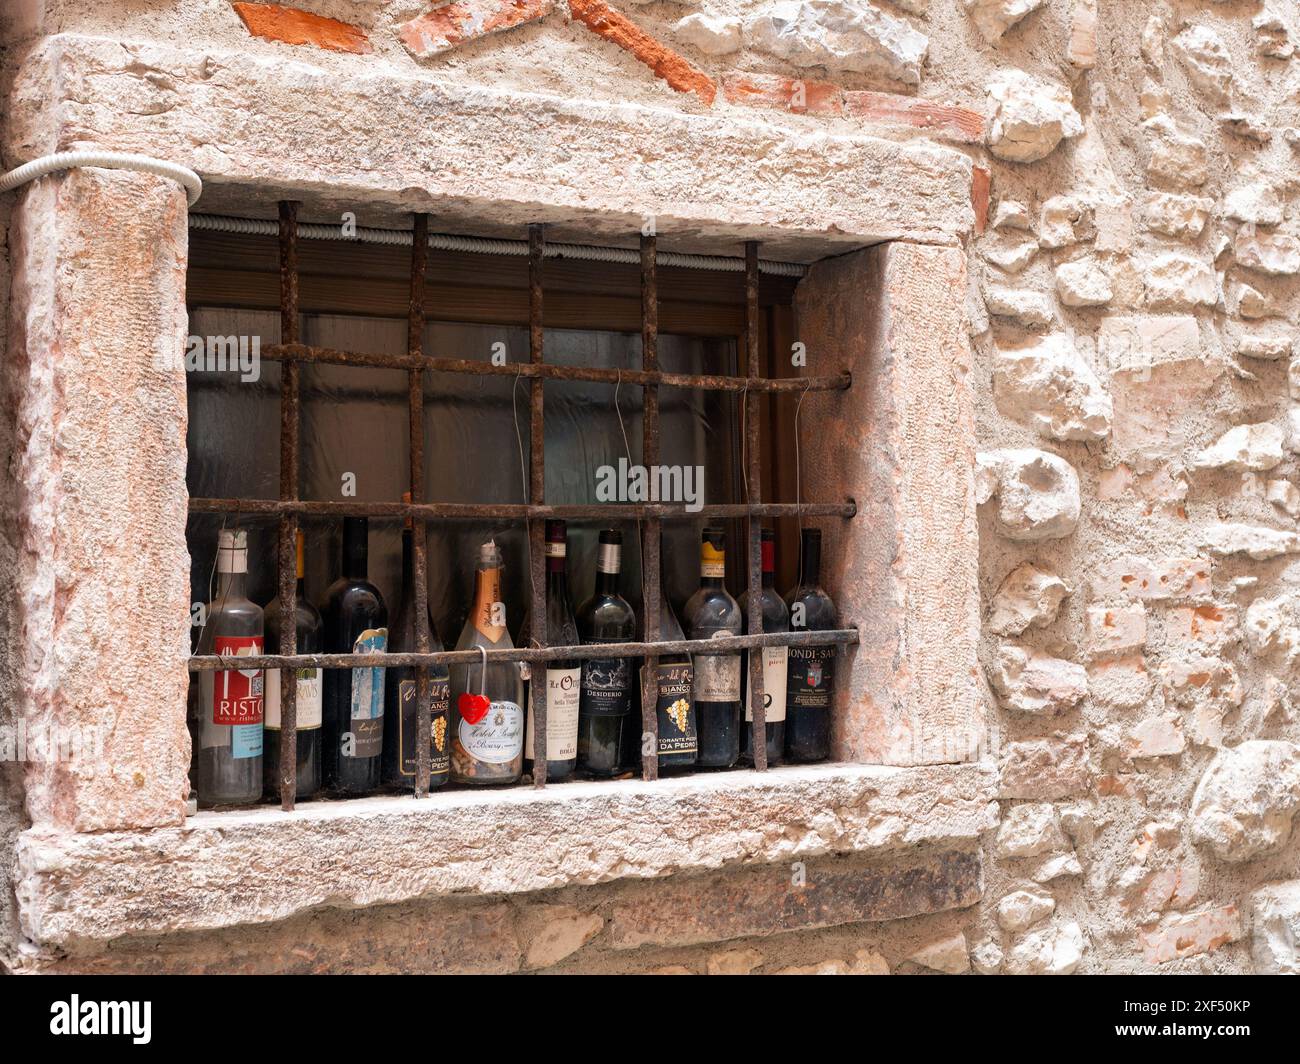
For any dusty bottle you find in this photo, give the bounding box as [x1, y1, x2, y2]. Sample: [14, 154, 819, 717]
[576, 530, 636, 776]
[383, 502, 450, 791]
[784, 528, 837, 763]
[643, 581, 697, 773]
[684, 527, 742, 768]
[523, 519, 582, 782]
[191, 529, 265, 807]
[322, 517, 388, 796]
[449, 540, 525, 785]
[263, 529, 324, 800]
[740, 528, 788, 766]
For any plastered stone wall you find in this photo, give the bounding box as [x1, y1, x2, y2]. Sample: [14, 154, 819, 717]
[4, 0, 1300, 974]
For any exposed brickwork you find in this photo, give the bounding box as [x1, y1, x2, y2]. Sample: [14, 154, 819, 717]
[399, 0, 554, 59]
[568, 0, 716, 105]
[231, 2, 371, 54]
[722, 73, 843, 115]
[845, 90, 986, 144]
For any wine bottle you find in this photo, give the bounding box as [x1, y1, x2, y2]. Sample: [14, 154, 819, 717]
[740, 527, 788, 767]
[784, 527, 837, 763]
[322, 517, 388, 796]
[684, 527, 742, 769]
[382, 500, 450, 791]
[191, 529, 264, 807]
[263, 529, 324, 800]
[576, 529, 636, 777]
[449, 540, 525, 785]
[523, 519, 581, 781]
[643, 582, 697, 772]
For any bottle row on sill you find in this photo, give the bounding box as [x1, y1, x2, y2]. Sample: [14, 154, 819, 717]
[189, 515, 838, 810]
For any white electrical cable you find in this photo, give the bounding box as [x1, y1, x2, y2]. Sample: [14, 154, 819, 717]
[0, 151, 203, 206]
[189, 212, 807, 277]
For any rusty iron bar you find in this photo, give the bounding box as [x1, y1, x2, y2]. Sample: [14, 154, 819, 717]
[260, 343, 849, 394]
[409, 213, 432, 799]
[188, 499, 856, 520]
[189, 627, 861, 672]
[528, 224, 548, 788]
[276, 200, 300, 813]
[744, 241, 767, 772]
[639, 232, 660, 783]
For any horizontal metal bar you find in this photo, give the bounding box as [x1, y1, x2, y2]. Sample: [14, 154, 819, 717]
[188, 213, 809, 277]
[261, 343, 849, 394]
[188, 628, 859, 671]
[187, 499, 857, 520]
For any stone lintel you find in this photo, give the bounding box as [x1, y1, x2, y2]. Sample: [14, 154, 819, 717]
[17, 762, 996, 949]
[5, 34, 975, 260]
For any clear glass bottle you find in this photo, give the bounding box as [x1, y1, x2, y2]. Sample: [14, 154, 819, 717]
[449, 540, 525, 785]
[523, 519, 582, 782]
[191, 529, 265, 807]
[322, 517, 388, 796]
[576, 530, 636, 777]
[264, 529, 324, 800]
[740, 527, 788, 766]
[784, 528, 837, 763]
[383, 500, 450, 791]
[684, 527, 742, 769]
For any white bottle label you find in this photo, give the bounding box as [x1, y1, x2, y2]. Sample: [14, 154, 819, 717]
[694, 654, 740, 702]
[745, 646, 789, 722]
[460, 700, 524, 764]
[525, 667, 581, 760]
[265, 667, 323, 730]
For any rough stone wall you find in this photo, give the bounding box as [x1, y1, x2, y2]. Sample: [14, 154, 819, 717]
[4, 0, 1300, 973]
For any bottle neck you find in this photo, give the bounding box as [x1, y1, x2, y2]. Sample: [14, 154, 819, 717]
[700, 554, 725, 590]
[401, 528, 414, 590]
[595, 541, 621, 594]
[343, 524, 368, 580]
[215, 569, 248, 600]
[472, 564, 504, 641]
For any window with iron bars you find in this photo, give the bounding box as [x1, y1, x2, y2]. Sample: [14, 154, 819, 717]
[185, 203, 859, 811]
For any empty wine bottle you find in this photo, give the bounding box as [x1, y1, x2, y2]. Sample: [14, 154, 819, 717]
[740, 527, 788, 766]
[684, 527, 742, 769]
[644, 580, 697, 773]
[784, 527, 837, 763]
[576, 530, 636, 776]
[523, 519, 582, 781]
[449, 540, 525, 785]
[264, 529, 323, 800]
[383, 500, 450, 791]
[322, 517, 388, 796]
[191, 529, 264, 808]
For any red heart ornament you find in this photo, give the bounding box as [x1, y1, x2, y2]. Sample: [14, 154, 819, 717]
[458, 692, 490, 725]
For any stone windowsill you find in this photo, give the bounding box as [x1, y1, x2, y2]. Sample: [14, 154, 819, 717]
[17, 762, 996, 948]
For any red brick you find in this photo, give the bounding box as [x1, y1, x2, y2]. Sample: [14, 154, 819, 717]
[231, 2, 371, 54]
[844, 90, 986, 144]
[722, 73, 843, 115]
[399, 0, 554, 58]
[568, 0, 716, 105]
[971, 165, 991, 236]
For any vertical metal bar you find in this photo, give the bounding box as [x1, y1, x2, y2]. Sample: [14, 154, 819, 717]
[528, 223, 548, 787]
[408, 213, 431, 798]
[744, 241, 767, 771]
[639, 233, 661, 783]
[277, 200, 300, 811]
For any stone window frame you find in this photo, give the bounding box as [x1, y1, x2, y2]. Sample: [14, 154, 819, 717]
[4, 34, 993, 955]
